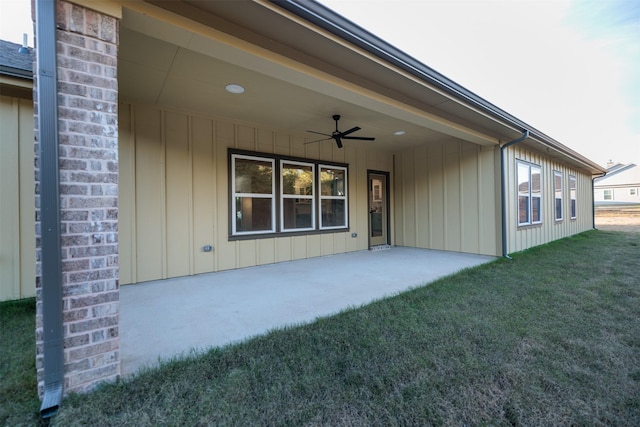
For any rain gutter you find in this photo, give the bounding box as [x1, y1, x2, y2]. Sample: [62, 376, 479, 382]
[500, 131, 529, 259]
[36, 0, 64, 419]
[0, 65, 33, 79]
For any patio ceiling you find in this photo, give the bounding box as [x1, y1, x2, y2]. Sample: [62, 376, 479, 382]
[118, 1, 505, 152]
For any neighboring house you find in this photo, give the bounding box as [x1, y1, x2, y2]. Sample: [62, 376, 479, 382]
[6, 0, 606, 405]
[0, 40, 35, 301]
[594, 162, 640, 205]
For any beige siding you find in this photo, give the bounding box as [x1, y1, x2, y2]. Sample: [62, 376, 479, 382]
[393, 139, 499, 256]
[118, 103, 391, 285]
[504, 145, 594, 254]
[0, 96, 35, 301]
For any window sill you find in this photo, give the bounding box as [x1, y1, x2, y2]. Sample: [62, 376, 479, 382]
[517, 223, 543, 230]
[229, 227, 350, 241]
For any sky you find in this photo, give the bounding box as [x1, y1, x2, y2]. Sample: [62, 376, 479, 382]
[1, 0, 638, 168]
[320, 0, 640, 167]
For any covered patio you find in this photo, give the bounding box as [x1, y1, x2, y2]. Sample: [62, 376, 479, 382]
[120, 247, 495, 376]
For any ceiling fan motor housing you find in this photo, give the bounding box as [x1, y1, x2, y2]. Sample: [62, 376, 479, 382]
[306, 114, 375, 149]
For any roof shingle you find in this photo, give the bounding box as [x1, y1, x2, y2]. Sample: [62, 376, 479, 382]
[0, 39, 34, 79]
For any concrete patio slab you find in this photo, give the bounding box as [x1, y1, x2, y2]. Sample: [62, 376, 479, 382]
[120, 247, 495, 376]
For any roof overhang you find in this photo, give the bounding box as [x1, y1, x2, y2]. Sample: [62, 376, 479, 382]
[55, 0, 607, 174]
[0, 74, 33, 99]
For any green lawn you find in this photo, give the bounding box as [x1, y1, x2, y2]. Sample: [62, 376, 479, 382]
[2, 230, 639, 426]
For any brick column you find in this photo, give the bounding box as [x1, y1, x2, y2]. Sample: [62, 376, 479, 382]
[35, 0, 120, 394]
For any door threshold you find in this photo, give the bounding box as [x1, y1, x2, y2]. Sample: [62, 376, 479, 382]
[369, 244, 392, 251]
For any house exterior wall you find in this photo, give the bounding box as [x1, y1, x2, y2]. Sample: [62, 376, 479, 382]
[594, 186, 640, 204]
[0, 94, 36, 301]
[594, 165, 640, 204]
[34, 1, 120, 395]
[393, 140, 500, 256]
[118, 103, 392, 285]
[504, 145, 594, 254]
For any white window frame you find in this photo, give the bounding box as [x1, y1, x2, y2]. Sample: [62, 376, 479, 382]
[517, 160, 542, 226]
[569, 175, 577, 219]
[319, 164, 349, 230]
[630, 188, 637, 196]
[554, 170, 563, 222]
[280, 160, 315, 232]
[231, 154, 276, 236]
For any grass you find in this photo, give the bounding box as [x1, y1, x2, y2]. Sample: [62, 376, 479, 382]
[0, 298, 40, 426]
[2, 230, 639, 425]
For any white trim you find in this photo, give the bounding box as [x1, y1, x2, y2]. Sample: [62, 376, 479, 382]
[517, 160, 542, 226]
[569, 175, 577, 219]
[280, 160, 316, 232]
[554, 170, 563, 222]
[231, 154, 276, 236]
[319, 164, 348, 230]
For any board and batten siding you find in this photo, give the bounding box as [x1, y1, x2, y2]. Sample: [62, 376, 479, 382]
[119, 103, 391, 285]
[393, 140, 500, 256]
[504, 145, 594, 254]
[0, 95, 36, 301]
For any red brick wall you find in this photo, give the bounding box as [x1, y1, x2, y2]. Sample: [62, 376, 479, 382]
[35, 0, 120, 395]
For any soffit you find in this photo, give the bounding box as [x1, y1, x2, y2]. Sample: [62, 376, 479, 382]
[119, 25, 453, 152]
[138, 0, 504, 145]
[184, 0, 516, 134]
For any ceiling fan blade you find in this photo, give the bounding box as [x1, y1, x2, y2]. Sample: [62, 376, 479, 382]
[342, 136, 376, 141]
[335, 137, 343, 149]
[304, 137, 332, 145]
[339, 126, 361, 137]
[307, 130, 332, 137]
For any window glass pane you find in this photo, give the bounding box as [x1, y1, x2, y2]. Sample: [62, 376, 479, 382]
[554, 173, 562, 190]
[235, 197, 272, 232]
[555, 198, 563, 220]
[531, 167, 541, 195]
[554, 172, 562, 220]
[321, 168, 346, 196]
[517, 162, 531, 225]
[532, 196, 541, 222]
[235, 158, 273, 194]
[282, 163, 313, 195]
[570, 176, 577, 218]
[282, 198, 312, 229]
[517, 163, 530, 197]
[518, 196, 530, 224]
[321, 199, 346, 227]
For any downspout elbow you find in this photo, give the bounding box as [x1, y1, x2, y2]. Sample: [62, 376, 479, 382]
[501, 130, 530, 259]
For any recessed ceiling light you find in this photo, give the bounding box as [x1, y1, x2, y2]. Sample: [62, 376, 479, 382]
[393, 130, 406, 136]
[225, 84, 245, 94]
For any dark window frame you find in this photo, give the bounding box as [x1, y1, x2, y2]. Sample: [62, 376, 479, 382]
[229, 149, 350, 240]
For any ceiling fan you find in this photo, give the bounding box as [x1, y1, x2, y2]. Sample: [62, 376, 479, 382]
[306, 115, 375, 148]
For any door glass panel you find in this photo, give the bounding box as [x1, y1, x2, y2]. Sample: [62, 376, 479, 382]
[369, 174, 387, 246]
[370, 178, 383, 237]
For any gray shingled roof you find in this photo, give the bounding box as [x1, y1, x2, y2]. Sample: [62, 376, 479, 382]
[0, 39, 34, 79]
